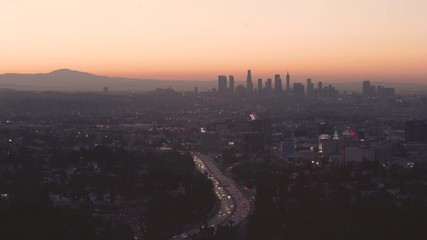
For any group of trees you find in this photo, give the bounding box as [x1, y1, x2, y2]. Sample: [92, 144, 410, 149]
[0, 146, 216, 240]
[241, 161, 427, 240]
[143, 171, 215, 239]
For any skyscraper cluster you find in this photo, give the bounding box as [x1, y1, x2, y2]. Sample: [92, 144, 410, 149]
[362, 80, 395, 97]
[218, 69, 338, 96]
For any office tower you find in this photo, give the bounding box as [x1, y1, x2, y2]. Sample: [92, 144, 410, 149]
[293, 83, 304, 96]
[103, 87, 109, 93]
[274, 74, 282, 92]
[306, 78, 313, 95]
[258, 78, 263, 94]
[363, 80, 371, 96]
[246, 69, 253, 93]
[318, 81, 323, 90]
[229, 75, 235, 93]
[370, 85, 376, 96]
[218, 75, 227, 93]
[327, 84, 335, 95]
[265, 78, 272, 92]
[286, 72, 290, 91]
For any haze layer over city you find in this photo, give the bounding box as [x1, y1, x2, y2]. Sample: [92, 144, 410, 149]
[1, 1, 427, 240]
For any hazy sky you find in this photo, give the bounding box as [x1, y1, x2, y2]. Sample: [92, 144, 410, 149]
[1, 0, 427, 82]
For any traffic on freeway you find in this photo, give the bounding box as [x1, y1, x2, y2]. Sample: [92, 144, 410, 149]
[170, 152, 251, 239]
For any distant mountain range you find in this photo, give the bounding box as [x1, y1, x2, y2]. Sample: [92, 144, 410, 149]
[0, 69, 215, 92]
[0, 69, 426, 93]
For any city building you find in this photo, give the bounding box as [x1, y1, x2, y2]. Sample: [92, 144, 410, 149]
[318, 81, 322, 91]
[363, 80, 371, 96]
[265, 78, 272, 92]
[345, 146, 375, 162]
[286, 72, 290, 91]
[293, 83, 304, 96]
[376, 85, 395, 97]
[229, 75, 235, 93]
[258, 78, 263, 94]
[306, 78, 314, 95]
[247, 70, 253, 93]
[274, 74, 282, 92]
[218, 75, 227, 93]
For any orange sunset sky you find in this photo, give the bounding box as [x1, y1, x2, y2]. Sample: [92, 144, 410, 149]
[1, 0, 427, 82]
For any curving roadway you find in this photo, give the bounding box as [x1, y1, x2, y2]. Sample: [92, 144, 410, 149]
[171, 152, 251, 239]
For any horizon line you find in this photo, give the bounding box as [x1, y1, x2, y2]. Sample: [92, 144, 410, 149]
[1, 68, 426, 84]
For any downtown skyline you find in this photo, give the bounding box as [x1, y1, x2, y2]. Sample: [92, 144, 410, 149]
[1, 0, 427, 83]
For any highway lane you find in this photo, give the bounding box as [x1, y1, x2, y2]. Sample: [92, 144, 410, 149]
[171, 152, 251, 239]
[194, 153, 251, 226]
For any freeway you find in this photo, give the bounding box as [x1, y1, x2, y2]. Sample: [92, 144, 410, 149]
[171, 152, 251, 239]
